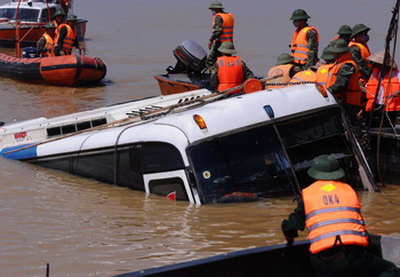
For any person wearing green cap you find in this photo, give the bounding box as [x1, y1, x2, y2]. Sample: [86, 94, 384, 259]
[52, 9, 66, 30]
[282, 154, 399, 277]
[289, 9, 319, 73]
[36, 22, 56, 57]
[315, 46, 335, 89]
[206, 1, 235, 69]
[209, 41, 254, 93]
[349, 23, 372, 83]
[265, 53, 296, 89]
[54, 14, 85, 56]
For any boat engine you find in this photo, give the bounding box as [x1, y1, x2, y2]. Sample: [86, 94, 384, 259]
[167, 40, 207, 74]
[22, 47, 39, 58]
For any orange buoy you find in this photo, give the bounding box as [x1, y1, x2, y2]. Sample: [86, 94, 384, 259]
[243, 78, 263, 94]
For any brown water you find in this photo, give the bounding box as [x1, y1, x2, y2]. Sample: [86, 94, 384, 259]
[0, 0, 400, 276]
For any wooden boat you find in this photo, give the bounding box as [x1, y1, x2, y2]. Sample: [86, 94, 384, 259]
[154, 40, 213, 95]
[112, 234, 400, 277]
[0, 0, 87, 46]
[0, 52, 107, 86]
[0, 84, 379, 204]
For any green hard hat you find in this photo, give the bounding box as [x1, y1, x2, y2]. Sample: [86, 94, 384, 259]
[209, 1, 224, 10]
[276, 53, 294, 65]
[45, 22, 56, 29]
[290, 9, 310, 21]
[351, 23, 370, 38]
[337, 24, 352, 35]
[327, 38, 350, 53]
[321, 46, 334, 60]
[53, 10, 65, 18]
[218, 41, 237, 54]
[307, 154, 345, 180]
[66, 14, 78, 21]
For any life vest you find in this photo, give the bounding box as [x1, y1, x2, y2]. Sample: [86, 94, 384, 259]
[303, 180, 369, 254]
[217, 56, 243, 93]
[291, 26, 319, 65]
[327, 52, 362, 106]
[41, 33, 54, 57]
[289, 69, 316, 84]
[265, 64, 293, 89]
[213, 13, 234, 42]
[54, 23, 76, 55]
[349, 41, 371, 60]
[316, 63, 335, 88]
[365, 67, 400, 111]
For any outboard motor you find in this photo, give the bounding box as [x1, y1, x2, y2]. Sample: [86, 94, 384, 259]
[22, 47, 39, 58]
[167, 40, 207, 74]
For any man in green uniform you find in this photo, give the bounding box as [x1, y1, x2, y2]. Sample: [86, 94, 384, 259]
[336, 24, 352, 43]
[209, 42, 254, 92]
[350, 23, 372, 83]
[206, 1, 234, 70]
[282, 154, 399, 277]
[289, 9, 319, 74]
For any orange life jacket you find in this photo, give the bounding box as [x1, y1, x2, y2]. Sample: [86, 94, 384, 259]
[41, 33, 54, 57]
[265, 64, 293, 89]
[289, 69, 316, 84]
[327, 52, 362, 106]
[303, 180, 369, 254]
[349, 41, 371, 60]
[217, 56, 243, 93]
[365, 67, 400, 111]
[54, 23, 76, 55]
[213, 13, 234, 43]
[316, 63, 335, 88]
[291, 26, 319, 65]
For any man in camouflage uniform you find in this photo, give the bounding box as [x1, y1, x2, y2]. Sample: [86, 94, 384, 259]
[349, 24, 372, 83]
[206, 1, 235, 70]
[289, 9, 319, 74]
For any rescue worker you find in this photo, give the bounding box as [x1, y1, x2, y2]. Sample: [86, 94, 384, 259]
[36, 22, 56, 57]
[282, 154, 399, 277]
[54, 14, 85, 56]
[289, 9, 319, 74]
[331, 25, 352, 44]
[365, 50, 400, 127]
[52, 9, 66, 30]
[326, 39, 363, 121]
[265, 53, 296, 89]
[316, 46, 335, 89]
[349, 23, 372, 83]
[206, 1, 235, 69]
[209, 41, 254, 93]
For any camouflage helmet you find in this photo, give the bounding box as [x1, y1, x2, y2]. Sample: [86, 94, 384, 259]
[209, 1, 224, 10]
[53, 9, 65, 18]
[218, 41, 237, 54]
[66, 14, 78, 22]
[290, 9, 310, 21]
[327, 38, 350, 53]
[45, 22, 56, 29]
[321, 46, 334, 60]
[307, 155, 345, 180]
[276, 53, 294, 65]
[351, 23, 370, 38]
[337, 24, 352, 35]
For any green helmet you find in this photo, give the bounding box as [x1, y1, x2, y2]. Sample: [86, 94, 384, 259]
[218, 41, 237, 54]
[320, 46, 334, 60]
[209, 1, 224, 10]
[307, 155, 345, 180]
[337, 24, 352, 35]
[327, 38, 350, 53]
[53, 10, 65, 18]
[45, 22, 56, 29]
[290, 9, 310, 21]
[276, 53, 294, 65]
[66, 14, 78, 22]
[351, 23, 370, 38]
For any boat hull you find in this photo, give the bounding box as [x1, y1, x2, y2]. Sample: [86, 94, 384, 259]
[0, 53, 106, 86]
[154, 73, 211, 95]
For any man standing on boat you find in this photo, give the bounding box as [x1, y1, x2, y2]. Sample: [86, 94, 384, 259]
[54, 14, 85, 56]
[349, 24, 372, 84]
[52, 9, 66, 30]
[289, 9, 319, 74]
[281, 154, 399, 277]
[209, 41, 254, 93]
[36, 22, 56, 57]
[206, 1, 234, 70]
